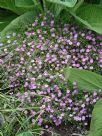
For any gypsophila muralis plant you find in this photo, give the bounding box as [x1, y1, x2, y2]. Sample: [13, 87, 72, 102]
[0, 12, 102, 129]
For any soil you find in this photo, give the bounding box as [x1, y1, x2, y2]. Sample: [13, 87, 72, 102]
[42, 124, 88, 136]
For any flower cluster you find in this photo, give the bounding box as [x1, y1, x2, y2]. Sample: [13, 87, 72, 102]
[0, 12, 101, 127]
[16, 82, 99, 126]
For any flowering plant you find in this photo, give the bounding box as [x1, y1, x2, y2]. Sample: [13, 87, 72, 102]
[0, 0, 102, 38]
[0, 13, 102, 131]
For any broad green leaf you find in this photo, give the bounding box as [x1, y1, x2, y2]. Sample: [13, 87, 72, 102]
[15, 0, 42, 11]
[88, 99, 102, 136]
[16, 131, 33, 136]
[0, 0, 17, 13]
[75, 4, 102, 34]
[1, 9, 40, 37]
[0, 0, 34, 15]
[15, 0, 34, 8]
[64, 68, 102, 91]
[46, 0, 77, 8]
[72, 0, 84, 11]
[68, 10, 93, 32]
[0, 10, 18, 31]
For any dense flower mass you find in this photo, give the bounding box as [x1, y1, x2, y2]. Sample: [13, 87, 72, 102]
[0, 12, 102, 127]
[15, 83, 99, 127]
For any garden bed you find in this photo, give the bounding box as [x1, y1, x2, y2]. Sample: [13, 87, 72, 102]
[0, 11, 102, 136]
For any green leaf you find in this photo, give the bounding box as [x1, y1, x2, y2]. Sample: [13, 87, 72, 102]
[68, 10, 92, 30]
[32, 0, 40, 5]
[15, 0, 42, 11]
[0, 0, 17, 13]
[44, 0, 64, 17]
[88, 99, 102, 136]
[16, 125, 41, 136]
[72, 0, 84, 11]
[15, 0, 34, 8]
[1, 9, 40, 37]
[0, 112, 5, 127]
[100, 0, 102, 4]
[64, 68, 102, 91]
[0, 10, 18, 31]
[0, 131, 3, 136]
[46, 0, 77, 8]
[0, 0, 35, 15]
[16, 131, 33, 136]
[0, 0, 25, 15]
[75, 4, 102, 34]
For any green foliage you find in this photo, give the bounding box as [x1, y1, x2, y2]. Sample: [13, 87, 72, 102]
[85, 0, 100, 4]
[88, 99, 102, 136]
[0, 9, 17, 31]
[45, 0, 77, 7]
[0, 0, 28, 15]
[0, 0, 102, 35]
[1, 9, 40, 37]
[16, 131, 33, 136]
[44, 0, 64, 17]
[0, 0, 41, 37]
[0, 0, 19, 14]
[0, 93, 40, 136]
[0, 112, 5, 127]
[44, 0, 102, 34]
[100, 0, 102, 4]
[15, 0, 40, 9]
[15, 0, 34, 8]
[75, 4, 102, 34]
[64, 67, 102, 91]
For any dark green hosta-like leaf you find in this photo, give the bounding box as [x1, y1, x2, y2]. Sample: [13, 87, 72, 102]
[74, 4, 102, 34]
[0, 0, 17, 13]
[15, 0, 41, 11]
[0, 10, 18, 31]
[46, 0, 77, 8]
[64, 67, 102, 91]
[0, 0, 27, 15]
[88, 99, 102, 136]
[0, 0, 36, 15]
[15, 0, 34, 8]
[1, 9, 40, 37]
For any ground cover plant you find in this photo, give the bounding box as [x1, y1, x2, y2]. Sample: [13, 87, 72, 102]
[0, 0, 102, 136]
[0, 11, 102, 135]
[0, 0, 102, 37]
